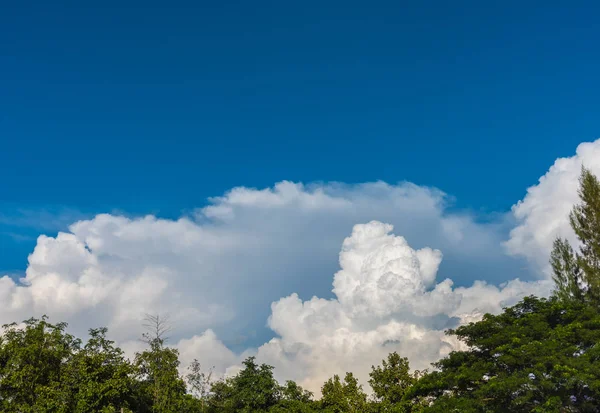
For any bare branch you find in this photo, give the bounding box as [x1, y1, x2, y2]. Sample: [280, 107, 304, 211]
[141, 313, 172, 345]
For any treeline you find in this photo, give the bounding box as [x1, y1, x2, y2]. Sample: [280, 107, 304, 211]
[1, 168, 600, 412]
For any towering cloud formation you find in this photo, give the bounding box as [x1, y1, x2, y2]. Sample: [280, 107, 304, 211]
[5, 138, 600, 392]
[0, 181, 518, 343]
[251, 221, 549, 392]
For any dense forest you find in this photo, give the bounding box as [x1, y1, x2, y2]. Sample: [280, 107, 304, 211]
[2, 169, 600, 413]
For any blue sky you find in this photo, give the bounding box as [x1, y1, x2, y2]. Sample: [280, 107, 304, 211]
[0, 1, 598, 273]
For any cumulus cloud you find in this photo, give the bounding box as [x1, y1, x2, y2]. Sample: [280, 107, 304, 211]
[251, 221, 551, 393]
[0, 215, 240, 342]
[507, 139, 600, 274]
[0, 176, 558, 393]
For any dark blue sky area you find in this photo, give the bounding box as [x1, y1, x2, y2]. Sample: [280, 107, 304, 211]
[1, 0, 599, 270]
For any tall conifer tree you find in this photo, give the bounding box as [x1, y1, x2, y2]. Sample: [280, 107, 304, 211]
[552, 167, 600, 302]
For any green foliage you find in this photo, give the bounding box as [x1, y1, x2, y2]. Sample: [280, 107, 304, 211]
[570, 167, 600, 300]
[0, 318, 135, 413]
[552, 167, 600, 303]
[207, 357, 282, 413]
[186, 359, 213, 412]
[0, 316, 80, 412]
[66, 327, 136, 412]
[320, 372, 370, 413]
[134, 336, 187, 412]
[369, 352, 424, 412]
[281, 380, 314, 404]
[2, 297, 600, 412]
[551, 237, 584, 303]
[406, 296, 600, 412]
[233, 357, 281, 411]
[205, 376, 235, 412]
[369, 352, 415, 404]
[269, 399, 317, 413]
[269, 381, 316, 412]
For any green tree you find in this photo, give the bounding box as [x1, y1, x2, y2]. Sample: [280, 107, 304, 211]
[134, 314, 187, 413]
[206, 377, 235, 413]
[369, 352, 414, 404]
[230, 357, 281, 412]
[66, 327, 135, 413]
[0, 316, 80, 412]
[206, 357, 282, 413]
[320, 374, 346, 413]
[280, 380, 313, 404]
[552, 167, 600, 302]
[369, 352, 421, 412]
[269, 380, 316, 412]
[186, 359, 213, 412]
[551, 238, 584, 303]
[406, 296, 600, 412]
[320, 372, 370, 413]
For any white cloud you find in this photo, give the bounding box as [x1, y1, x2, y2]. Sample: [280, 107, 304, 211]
[506, 139, 600, 274]
[251, 221, 551, 393]
[0, 177, 555, 394]
[176, 330, 238, 375]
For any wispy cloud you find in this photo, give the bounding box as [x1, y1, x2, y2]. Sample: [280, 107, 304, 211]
[1, 231, 36, 242]
[0, 205, 89, 232]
